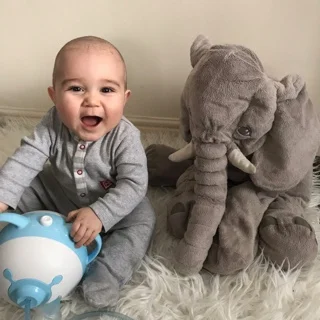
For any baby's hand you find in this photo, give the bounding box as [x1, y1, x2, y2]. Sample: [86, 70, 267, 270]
[0, 202, 9, 213]
[66, 207, 102, 248]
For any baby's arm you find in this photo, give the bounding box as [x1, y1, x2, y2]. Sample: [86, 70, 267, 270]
[0, 109, 55, 209]
[0, 202, 8, 212]
[90, 127, 148, 232]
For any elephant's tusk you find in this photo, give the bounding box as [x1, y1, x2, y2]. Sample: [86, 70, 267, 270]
[228, 149, 256, 174]
[168, 141, 195, 162]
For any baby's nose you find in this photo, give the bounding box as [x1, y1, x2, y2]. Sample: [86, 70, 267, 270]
[84, 92, 100, 107]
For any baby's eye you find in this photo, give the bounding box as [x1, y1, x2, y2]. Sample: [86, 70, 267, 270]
[101, 87, 114, 93]
[68, 86, 83, 92]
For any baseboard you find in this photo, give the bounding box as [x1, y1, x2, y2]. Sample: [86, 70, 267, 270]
[126, 115, 179, 129]
[0, 106, 180, 129]
[0, 106, 44, 118]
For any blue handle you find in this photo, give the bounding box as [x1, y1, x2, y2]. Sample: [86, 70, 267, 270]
[0, 212, 29, 229]
[87, 234, 102, 264]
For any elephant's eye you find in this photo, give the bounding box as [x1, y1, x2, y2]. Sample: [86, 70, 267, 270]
[237, 126, 252, 137]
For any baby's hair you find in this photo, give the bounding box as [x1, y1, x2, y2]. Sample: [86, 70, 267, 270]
[52, 36, 127, 88]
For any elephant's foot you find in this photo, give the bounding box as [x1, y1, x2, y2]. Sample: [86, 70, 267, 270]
[167, 193, 195, 239]
[146, 144, 193, 187]
[173, 238, 208, 276]
[259, 214, 318, 270]
[203, 234, 258, 275]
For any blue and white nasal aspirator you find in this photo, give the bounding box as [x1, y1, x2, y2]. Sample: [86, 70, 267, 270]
[0, 211, 102, 309]
[0, 210, 134, 320]
[0, 210, 102, 319]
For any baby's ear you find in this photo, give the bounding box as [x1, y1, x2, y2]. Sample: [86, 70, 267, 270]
[47, 86, 56, 103]
[124, 90, 131, 104]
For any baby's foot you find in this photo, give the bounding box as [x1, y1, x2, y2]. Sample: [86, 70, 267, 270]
[80, 260, 120, 308]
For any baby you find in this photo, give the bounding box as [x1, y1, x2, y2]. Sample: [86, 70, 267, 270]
[0, 36, 156, 308]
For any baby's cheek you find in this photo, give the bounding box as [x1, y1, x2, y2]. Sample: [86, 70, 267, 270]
[60, 98, 80, 115]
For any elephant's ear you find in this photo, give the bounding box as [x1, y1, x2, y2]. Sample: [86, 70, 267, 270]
[251, 75, 320, 192]
[190, 35, 211, 67]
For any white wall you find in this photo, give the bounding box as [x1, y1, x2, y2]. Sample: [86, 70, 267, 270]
[0, 0, 320, 122]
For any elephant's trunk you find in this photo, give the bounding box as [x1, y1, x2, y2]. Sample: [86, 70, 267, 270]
[176, 141, 228, 273]
[191, 141, 227, 245]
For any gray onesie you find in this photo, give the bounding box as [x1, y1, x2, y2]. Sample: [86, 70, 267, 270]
[0, 107, 155, 307]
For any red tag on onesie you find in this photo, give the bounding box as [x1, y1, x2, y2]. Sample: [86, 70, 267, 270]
[100, 180, 115, 190]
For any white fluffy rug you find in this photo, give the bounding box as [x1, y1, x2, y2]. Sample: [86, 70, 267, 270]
[0, 116, 320, 320]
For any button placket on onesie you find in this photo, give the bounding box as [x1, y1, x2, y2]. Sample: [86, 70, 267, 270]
[73, 140, 91, 206]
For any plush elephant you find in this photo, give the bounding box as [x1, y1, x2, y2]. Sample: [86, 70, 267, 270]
[146, 35, 320, 276]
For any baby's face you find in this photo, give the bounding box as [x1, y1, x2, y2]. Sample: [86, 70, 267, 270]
[48, 47, 130, 141]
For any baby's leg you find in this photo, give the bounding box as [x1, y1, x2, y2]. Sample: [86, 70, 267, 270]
[81, 196, 156, 308]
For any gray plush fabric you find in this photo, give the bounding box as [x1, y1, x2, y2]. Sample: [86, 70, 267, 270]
[147, 35, 320, 276]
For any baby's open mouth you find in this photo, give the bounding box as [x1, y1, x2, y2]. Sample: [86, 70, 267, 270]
[81, 116, 102, 127]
